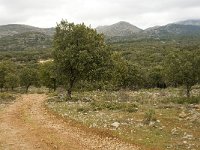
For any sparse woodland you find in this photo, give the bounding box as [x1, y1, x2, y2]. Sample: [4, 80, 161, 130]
[1, 20, 200, 97]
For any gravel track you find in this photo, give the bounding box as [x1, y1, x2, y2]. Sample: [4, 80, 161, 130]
[0, 94, 138, 150]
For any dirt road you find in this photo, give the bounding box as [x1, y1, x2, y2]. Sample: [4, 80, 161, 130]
[0, 94, 138, 150]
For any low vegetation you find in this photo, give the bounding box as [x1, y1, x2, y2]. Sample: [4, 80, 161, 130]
[46, 88, 200, 150]
[0, 92, 16, 111]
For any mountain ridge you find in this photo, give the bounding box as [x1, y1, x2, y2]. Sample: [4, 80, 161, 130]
[0, 24, 54, 38]
[96, 21, 142, 37]
[1, 19, 200, 50]
[175, 19, 200, 26]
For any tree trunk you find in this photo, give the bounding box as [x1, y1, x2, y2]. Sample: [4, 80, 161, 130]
[26, 84, 30, 93]
[67, 89, 72, 99]
[53, 78, 56, 92]
[67, 77, 75, 100]
[186, 85, 191, 98]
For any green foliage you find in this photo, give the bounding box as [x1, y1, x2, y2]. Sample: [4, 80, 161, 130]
[39, 61, 57, 91]
[20, 67, 39, 93]
[165, 47, 200, 97]
[143, 109, 156, 125]
[77, 107, 91, 113]
[0, 61, 19, 91]
[1, 21, 200, 94]
[147, 65, 166, 88]
[0, 65, 6, 90]
[53, 20, 112, 97]
[5, 73, 19, 90]
[111, 52, 142, 89]
[0, 93, 16, 104]
[170, 96, 200, 104]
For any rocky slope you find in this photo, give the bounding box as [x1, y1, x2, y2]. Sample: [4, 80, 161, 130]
[96, 21, 142, 37]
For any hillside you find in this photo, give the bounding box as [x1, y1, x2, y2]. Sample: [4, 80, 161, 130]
[0, 24, 54, 38]
[142, 24, 200, 38]
[0, 24, 54, 51]
[96, 21, 142, 37]
[0, 31, 52, 51]
[176, 19, 200, 26]
[106, 24, 200, 43]
[95, 21, 200, 43]
[1, 20, 200, 50]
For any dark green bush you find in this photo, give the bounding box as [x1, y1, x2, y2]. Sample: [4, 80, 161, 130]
[77, 107, 90, 113]
[171, 97, 200, 104]
[143, 109, 156, 125]
[0, 93, 16, 104]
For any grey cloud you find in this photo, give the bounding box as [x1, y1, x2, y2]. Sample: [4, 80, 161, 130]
[0, 0, 200, 28]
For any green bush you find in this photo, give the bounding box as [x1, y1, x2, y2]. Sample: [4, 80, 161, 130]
[143, 109, 156, 125]
[171, 97, 200, 104]
[77, 107, 91, 113]
[0, 93, 16, 104]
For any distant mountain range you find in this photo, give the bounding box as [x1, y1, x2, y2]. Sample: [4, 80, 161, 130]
[96, 19, 200, 40]
[0, 19, 200, 51]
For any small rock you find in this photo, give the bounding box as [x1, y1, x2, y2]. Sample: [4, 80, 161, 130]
[183, 141, 187, 144]
[157, 120, 161, 123]
[53, 145, 58, 149]
[171, 128, 179, 135]
[193, 104, 200, 109]
[149, 121, 156, 127]
[179, 111, 187, 118]
[183, 133, 193, 140]
[111, 122, 120, 128]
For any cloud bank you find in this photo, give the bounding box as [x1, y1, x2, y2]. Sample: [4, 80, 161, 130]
[0, 0, 200, 29]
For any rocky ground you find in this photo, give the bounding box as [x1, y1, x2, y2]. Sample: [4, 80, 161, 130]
[46, 89, 200, 150]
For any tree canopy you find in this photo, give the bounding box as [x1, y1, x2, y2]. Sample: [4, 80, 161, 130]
[53, 20, 112, 98]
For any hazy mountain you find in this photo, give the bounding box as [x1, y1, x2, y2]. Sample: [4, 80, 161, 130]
[142, 24, 200, 38]
[96, 21, 142, 37]
[176, 19, 200, 26]
[0, 24, 55, 38]
[96, 20, 200, 41]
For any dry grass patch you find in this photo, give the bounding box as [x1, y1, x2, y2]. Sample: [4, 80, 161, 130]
[46, 88, 200, 150]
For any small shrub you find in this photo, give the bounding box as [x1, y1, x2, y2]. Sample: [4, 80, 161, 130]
[77, 107, 90, 113]
[117, 91, 131, 102]
[171, 97, 200, 104]
[0, 93, 16, 104]
[123, 103, 138, 113]
[143, 109, 156, 125]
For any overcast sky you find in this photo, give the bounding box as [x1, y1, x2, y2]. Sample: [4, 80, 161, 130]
[0, 0, 200, 29]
